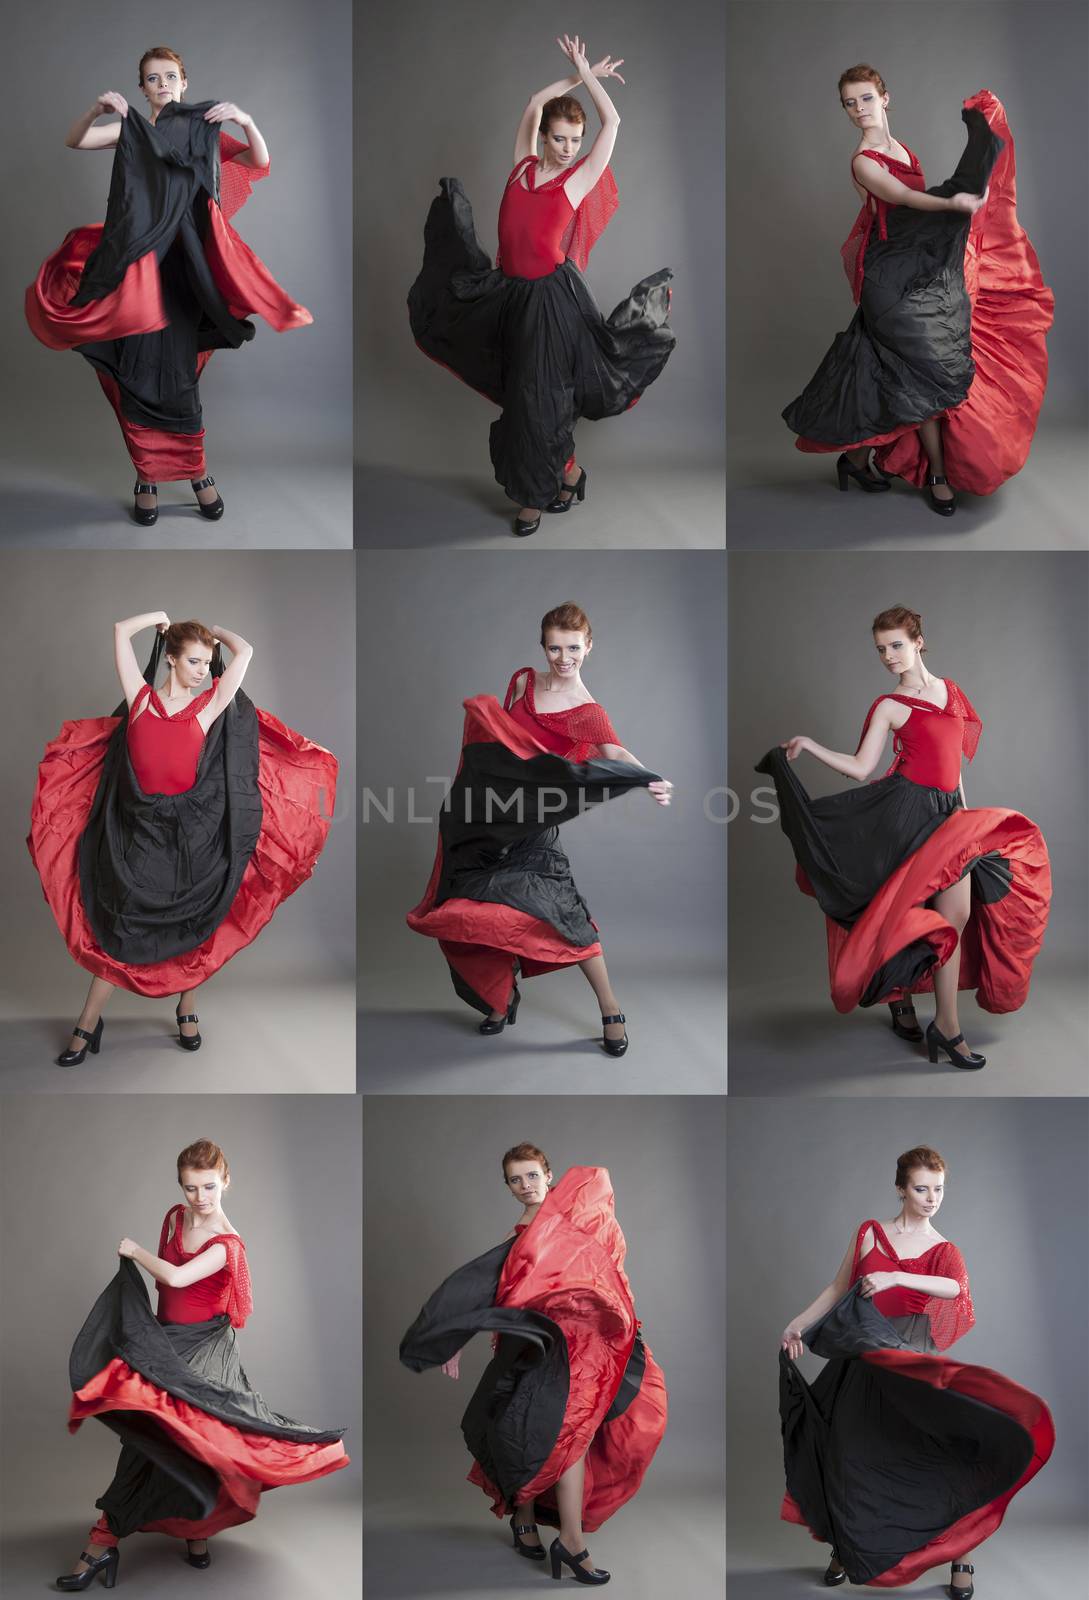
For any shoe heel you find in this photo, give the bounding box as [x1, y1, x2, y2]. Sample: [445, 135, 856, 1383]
[576, 472, 587, 502]
[836, 463, 849, 491]
[90, 1026, 102, 1056]
[550, 1546, 563, 1580]
[104, 1553, 119, 1589]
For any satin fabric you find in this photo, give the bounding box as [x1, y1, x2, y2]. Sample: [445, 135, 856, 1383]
[407, 692, 658, 1016]
[400, 1167, 667, 1532]
[788, 92, 1053, 493]
[780, 1277, 1053, 1587]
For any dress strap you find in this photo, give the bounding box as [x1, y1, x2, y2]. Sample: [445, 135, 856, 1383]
[131, 682, 153, 715]
[503, 667, 533, 712]
[505, 155, 538, 189]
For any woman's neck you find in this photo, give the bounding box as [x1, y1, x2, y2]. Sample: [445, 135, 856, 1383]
[897, 662, 931, 693]
[860, 122, 895, 154]
[893, 1207, 934, 1235]
[542, 668, 583, 695]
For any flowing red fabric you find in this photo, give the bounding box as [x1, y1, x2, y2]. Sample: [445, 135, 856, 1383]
[809, 807, 1051, 1014]
[467, 1166, 667, 1531]
[156, 1205, 253, 1330]
[406, 692, 608, 1014]
[25, 223, 166, 350]
[95, 369, 210, 479]
[855, 680, 981, 789]
[850, 1220, 974, 1351]
[27, 707, 337, 997]
[503, 667, 620, 761]
[798, 91, 1054, 492]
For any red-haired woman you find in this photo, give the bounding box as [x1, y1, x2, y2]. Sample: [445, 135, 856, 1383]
[401, 1148, 667, 1586]
[56, 1138, 348, 1590]
[408, 602, 672, 1054]
[29, 612, 337, 1063]
[755, 606, 1050, 1064]
[409, 34, 675, 535]
[779, 1146, 1053, 1595]
[26, 46, 311, 524]
[782, 66, 1052, 517]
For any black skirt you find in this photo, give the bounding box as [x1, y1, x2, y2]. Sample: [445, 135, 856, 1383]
[408, 178, 675, 506]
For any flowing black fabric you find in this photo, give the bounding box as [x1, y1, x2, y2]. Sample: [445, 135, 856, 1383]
[408, 177, 675, 506]
[782, 107, 1004, 444]
[77, 635, 262, 965]
[72, 1259, 345, 1539]
[780, 1288, 1034, 1586]
[75, 102, 256, 433]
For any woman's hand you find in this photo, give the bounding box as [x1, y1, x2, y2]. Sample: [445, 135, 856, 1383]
[557, 34, 593, 80]
[118, 1238, 139, 1259]
[440, 1353, 461, 1380]
[949, 186, 988, 215]
[589, 55, 626, 85]
[780, 1326, 805, 1360]
[648, 779, 673, 807]
[204, 102, 252, 128]
[858, 1270, 899, 1299]
[780, 736, 810, 762]
[95, 92, 129, 119]
[155, 613, 171, 634]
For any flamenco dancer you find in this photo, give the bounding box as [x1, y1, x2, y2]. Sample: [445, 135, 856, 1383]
[401, 1144, 667, 1586]
[409, 34, 675, 535]
[28, 613, 337, 1064]
[26, 46, 311, 525]
[407, 602, 672, 1055]
[755, 605, 1050, 1066]
[55, 1137, 348, 1590]
[782, 66, 1053, 517]
[779, 1144, 1053, 1595]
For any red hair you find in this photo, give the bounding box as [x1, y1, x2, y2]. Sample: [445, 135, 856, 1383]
[838, 63, 886, 99]
[164, 619, 214, 657]
[540, 602, 592, 646]
[502, 1142, 551, 1177]
[177, 1138, 229, 1181]
[139, 47, 186, 85]
[895, 1146, 946, 1188]
[872, 605, 926, 651]
[541, 95, 586, 136]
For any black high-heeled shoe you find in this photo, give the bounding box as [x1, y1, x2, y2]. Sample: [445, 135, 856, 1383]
[176, 1005, 202, 1052]
[926, 1021, 985, 1069]
[888, 1000, 924, 1043]
[600, 1013, 628, 1058]
[479, 986, 520, 1035]
[55, 1547, 119, 1591]
[56, 1018, 104, 1067]
[191, 476, 224, 520]
[925, 474, 957, 516]
[132, 481, 158, 525]
[184, 1540, 212, 1569]
[510, 1512, 546, 1561]
[546, 467, 588, 513]
[946, 1560, 975, 1599]
[549, 1537, 610, 1585]
[514, 511, 542, 537]
[823, 1552, 848, 1585]
[836, 453, 891, 493]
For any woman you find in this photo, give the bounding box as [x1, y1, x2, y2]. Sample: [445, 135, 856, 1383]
[55, 1138, 348, 1590]
[409, 34, 675, 535]
[407, 602, 672, 1054]
[400, 1144, 667, 1586]
[779, 1145, 1053, 1595]
[28, 612, 338, 1064]
[26, 46, 311, 524]
[754, 605, 1050, 1064]
[782, 67, 1052, 517]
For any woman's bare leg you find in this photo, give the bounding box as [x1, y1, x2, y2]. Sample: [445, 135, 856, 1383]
[553, 455, 582, 505]
[512, 1497, 541, 1550]
[950, 1550, 976, 1591]
[918, 417, 953, 500]
[186, 1538, 209, 1556]
[579, 952, 624, 1043]
[553, 1454, 599, 1573]
[177, 986, 201, 1040]
[931, 874, 975, 1057]
[66, 976, 115, 1054]
[194, 473, 219, 507]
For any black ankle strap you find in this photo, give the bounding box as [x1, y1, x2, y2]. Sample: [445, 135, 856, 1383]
[191, 476, 216, 490]
[176, 1014, 199, 1025]
[71, 1026, 95, 1044]
[80, 1550, 112, 1565]
[889, 1001, 917, 1016]
[512, 1522, 538, 1535]
[928, 474, 948, 486]
[951, 1562, 974, 1573]
[134, 481, 157, 494]
[601, 1013, 625, 1026]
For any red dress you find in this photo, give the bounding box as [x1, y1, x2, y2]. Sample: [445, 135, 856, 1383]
[126, 684, 216, 795]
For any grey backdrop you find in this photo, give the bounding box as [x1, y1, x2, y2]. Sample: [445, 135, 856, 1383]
[0, 1092, 362, 1599]
[725, 0, 1089, 549]
[358, 550, 726, 1094]
[355, 0, 726, 549]
[726, 1097, 1089, 1597]
[727, 551, 1089, 1094]
[1, 0, 352, 548]
[364, 1094, 726, 1600]
[0, 551, 355, 1090]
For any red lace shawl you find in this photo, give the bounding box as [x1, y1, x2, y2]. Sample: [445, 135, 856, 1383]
[495, 156, 619, 274]
[158, 1202, 253, 1329]
[503, 668, 620, 762]
[840, 144, 925, 303]
[851, 1218, 975, 1351]
[217, 132, 270, 223]
[855, 679, 982, 784]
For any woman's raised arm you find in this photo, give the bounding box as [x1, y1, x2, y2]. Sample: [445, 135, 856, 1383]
[514, 73, 581, 166]
[119, 1237, 227, 1288]
[199, 624, 254, 728]
[780, 698, 898, 783]
[114, 611, 169, 708]
[559, 36, 623, 211]
[66, 94, 127, 150]
[204, 104, 270, 167]
[852, 156, 987, 216]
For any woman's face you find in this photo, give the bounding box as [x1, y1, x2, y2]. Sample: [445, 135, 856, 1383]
[141, 58, 187, 111]
[873, 628, 922, 676]
[841, 80, 888, 131]
[167, 638, 213, 691]
[542, 627, 591, 678]
[179, 1165, 229, 1215]
[542, 117, 584, 166]
[504, 1159, 551, 1207]
[898, 1166, 944, 1221]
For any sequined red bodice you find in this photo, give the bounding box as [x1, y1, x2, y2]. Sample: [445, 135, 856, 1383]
[155, 1203, 252, 1328]
[126, 682, 215, 795]
[850, 1218, 974, 1351]
[856, 679, 981, 792]
[503, 668, 620, 762]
